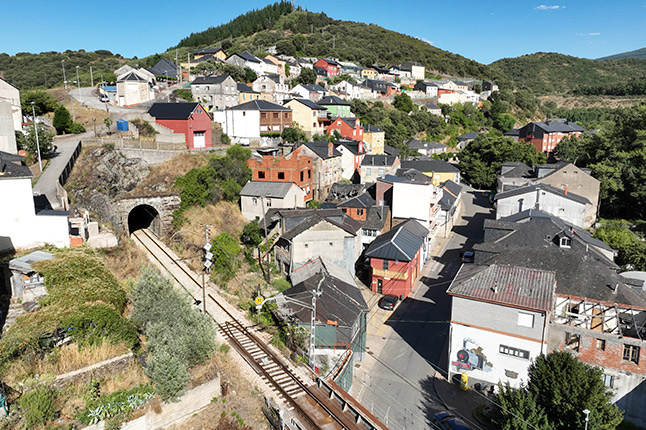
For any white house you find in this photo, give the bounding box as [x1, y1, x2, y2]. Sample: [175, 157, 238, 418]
[0, 79, 20, 154]
[391, 180, 443, 236]
[289, 84, 327, 102]
[0, 152, 70, 253]
[494, 183, 590, 228]
[239, 181, 306, 221]
[225, 52, 265, 76]
[329, 80, 364, 100]
[213, 100, 292, 146]
[116, 72, 154, 107]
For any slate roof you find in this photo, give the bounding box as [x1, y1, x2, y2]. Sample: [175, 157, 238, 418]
[237, 83, 257, 93]
[395, 168, 432, 183]
[457, 131, 480, 141]
[528, 120, 585, 133]
[0, 151, 32, 178]
[8, 250, 54, 273]
[290, 256, 356, 288]
[334, 139, 363, 155]
[300, 141, 341, 160]
[281, 268, 368, 329]
[439, 190, 457, 211]
[400, 158, 460, 173]
[318, 95, 351, 106]
[239, 181, 297, 198]
[193, 55, 221, 64]
[447, 264, 556, 312]
[504, 128, 520, 137]
[235, 51, 261, 63]
[229, 100, 290, 111]
[286, 98, 326, 110]
[363, 124, 383, 133]
[193, 48, 224, 55]
[500, 162, 533, 178]
[148, 102, 200, 120]
[494, 182, 591, 205]
[338, 192, 375, 209]
[326, 182, 370, 202]
[361, 154, 398, 167]
[282, 214, 360, 240]
[117, 71, 147, 82]
[405, 138, 447, 151]
[150, 58, 178, 77]
[443, 180, 463, 197]
[301, 84, 326, 93]
[384, 145, 401, 156]
[474, 216, 646, 307]
[363, 205, 389, 231]
[365, 219, 428, 261]
[191, 75, 231, 85]
[425, 103, 441, 110]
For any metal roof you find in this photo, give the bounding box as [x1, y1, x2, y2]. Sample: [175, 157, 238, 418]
[447, 264, 556, 312]
[365, 219, 428, 262]
[9, 250, 54, 273]
[443, 180, 463, 197]
[148, 102, 200, 120]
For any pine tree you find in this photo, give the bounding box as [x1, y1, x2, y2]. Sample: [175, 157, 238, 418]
[53, 104, 72, 134]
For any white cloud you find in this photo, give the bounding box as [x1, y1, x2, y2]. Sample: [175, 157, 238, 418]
[534, 5, 565, 10]
[576, 32, 601, 36]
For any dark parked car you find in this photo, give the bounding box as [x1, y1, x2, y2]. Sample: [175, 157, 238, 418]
[434, 411, 470, 430]
[378, 294, 398, 310]
[461, 251, 474, 263]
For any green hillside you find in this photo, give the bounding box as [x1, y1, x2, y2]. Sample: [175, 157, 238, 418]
[172, 3, 495, 80]
[490, 52, 646, 95]
[0, 50, 125, 90]
[597, 47, 646, 61]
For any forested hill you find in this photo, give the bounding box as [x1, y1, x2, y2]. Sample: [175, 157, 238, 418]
[490, 52, 646, 95]
[597, 47, 646, 61]
[172, 3, 495, 80]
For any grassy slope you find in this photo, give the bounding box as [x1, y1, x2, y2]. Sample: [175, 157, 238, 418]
[597, 47, 646, 61]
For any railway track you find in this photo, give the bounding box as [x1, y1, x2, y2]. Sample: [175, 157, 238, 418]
[131, 228, 383, 430]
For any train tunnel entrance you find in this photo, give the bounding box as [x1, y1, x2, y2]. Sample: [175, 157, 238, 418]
[128, 204, 161, 236]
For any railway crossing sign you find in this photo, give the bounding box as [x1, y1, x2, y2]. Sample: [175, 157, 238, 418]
[255, 296, 265, 306]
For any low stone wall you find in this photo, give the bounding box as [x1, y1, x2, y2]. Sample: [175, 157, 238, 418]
[52, 353, 135, 390]
[83, 375, 222, 430]
[117, 148, 186, 165]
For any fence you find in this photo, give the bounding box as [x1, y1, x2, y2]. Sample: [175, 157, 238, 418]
[82, 137, 187, 151]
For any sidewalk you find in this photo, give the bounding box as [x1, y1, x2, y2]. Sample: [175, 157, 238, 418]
[433, 372, 493, 429]
[33, 138, 81, 209]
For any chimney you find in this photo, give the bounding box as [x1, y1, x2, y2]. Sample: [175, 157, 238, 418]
[564, 187, 568, 195]
[492, 283, 498, 294]
[328, 141, 333, 157]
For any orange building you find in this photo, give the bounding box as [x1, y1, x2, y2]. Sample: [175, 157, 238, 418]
[326, 117, 363, 141]
[247, 153, 314, 201]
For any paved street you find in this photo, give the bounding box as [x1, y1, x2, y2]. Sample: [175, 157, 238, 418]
[71, 84, 177, 115]
[353, 188, 494, 430]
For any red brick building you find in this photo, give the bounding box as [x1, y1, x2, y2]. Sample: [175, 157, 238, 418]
[314, 58, 340, 77]
[365, 219, 429, 299]
[247, 153, 314, 201]
[326, 117, 363, 141]
[336, 193, 376, 222]
[518, 120, 585, 153]
[147, 102, 212, 150]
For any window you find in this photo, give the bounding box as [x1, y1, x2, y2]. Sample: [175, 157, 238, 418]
[596, 339, 606, 351]
[560, 237, 572, 248]
[304, 243, 309, 248]
[623, 344, 640, 364]
[602, 374, 615, 388]
[266, 199, 272, 207]
[565, 332, 580, 352]
[273, 113, 279, 119]
[499, 345, 530, 360]
[308, 170, 311, 178]
[357, 209, 364, 215]
[278, 172, 285, 180]
[329, 242, 333, 247]
[517, 312, 534, 328]
[258, 171, 266, 179]
[300, 171, 304, 182]
[383, 260, 389, 270]
[196, 108, 202, 114]
[252, 198, 258, 205]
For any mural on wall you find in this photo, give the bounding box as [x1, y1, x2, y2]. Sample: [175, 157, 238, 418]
[451, 338, 493, 372]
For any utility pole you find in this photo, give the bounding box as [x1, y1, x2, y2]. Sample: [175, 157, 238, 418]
[308, 276, 324, 365]
[76, 66, 81, 102]
[61, 60, 67, 90]
[31, 102, 42, 171]
[202, 225, 213, 315]
[90, 66, 94, 87]
[261, 196, 270, 282]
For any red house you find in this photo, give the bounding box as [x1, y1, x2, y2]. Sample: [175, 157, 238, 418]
[247, 152, 315, 201]
[518, 120, 585, 153]
[326, 117, 363, 141]
[314, 58, 340, 77]
[147, 102, 212, 150]
[365, 219, 429, 299]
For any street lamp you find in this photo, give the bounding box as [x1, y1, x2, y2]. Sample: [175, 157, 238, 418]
[30, 102, 42, 172]
[583, 409, 591, 430]
[92, 118, 97, 137]
[76, 66, 81, 99]
[61, 60, 67, 90]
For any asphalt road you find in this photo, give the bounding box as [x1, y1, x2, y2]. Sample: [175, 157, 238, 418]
[354, 188, 494, 430]
[71, 85, 177, 115]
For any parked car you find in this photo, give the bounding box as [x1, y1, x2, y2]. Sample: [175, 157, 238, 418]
[378, 294, 398, 310]
[461, 251, 474, 263]
[98, 94, 109, 102]
[434, 411, 470, 430]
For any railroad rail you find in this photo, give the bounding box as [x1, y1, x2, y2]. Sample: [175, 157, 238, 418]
[131, 228, 388, 430]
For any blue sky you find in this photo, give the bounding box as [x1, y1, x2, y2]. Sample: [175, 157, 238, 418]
[2, 0, 645, 64]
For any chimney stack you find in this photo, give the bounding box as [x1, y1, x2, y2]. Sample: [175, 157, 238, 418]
[564, 186, 568, 195]
[492, 283, 498, 294]
[328, 141, 333, 157]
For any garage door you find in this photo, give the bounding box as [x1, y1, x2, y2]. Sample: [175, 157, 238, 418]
[193, 131, 206, 148]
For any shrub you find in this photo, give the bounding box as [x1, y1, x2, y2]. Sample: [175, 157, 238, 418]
[18, 387, 56, 427]
[65, 303, 138, 349]
[149, 350, 188, 400]
[211, 232, 242, 285]
[79, 385, 154, 425]
[69, 121, 86, 134]
[53, 104, 72, 134]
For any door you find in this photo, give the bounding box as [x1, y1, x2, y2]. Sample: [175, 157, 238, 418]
[119, 96, 125, 106]
[193, 131, 206, 148]
[377, 279, 383, 294]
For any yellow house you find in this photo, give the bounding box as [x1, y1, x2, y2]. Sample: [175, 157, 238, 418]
[283, 98, 328, 138]
[361, 68, 378, 79]
[193, 48, 227, 61]
[238, 83, 261, 104]
[363, 124, 385, 155]
[400, 159, 461, 186]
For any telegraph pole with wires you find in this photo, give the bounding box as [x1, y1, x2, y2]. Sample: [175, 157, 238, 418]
[202, 225, 213, 314]
[308, 276, 324, 365]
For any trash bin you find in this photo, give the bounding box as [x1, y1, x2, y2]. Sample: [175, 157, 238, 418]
[116, 119, 129, 131]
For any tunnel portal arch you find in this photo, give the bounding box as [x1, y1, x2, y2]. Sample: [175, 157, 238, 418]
[127, 204, 161, 235]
